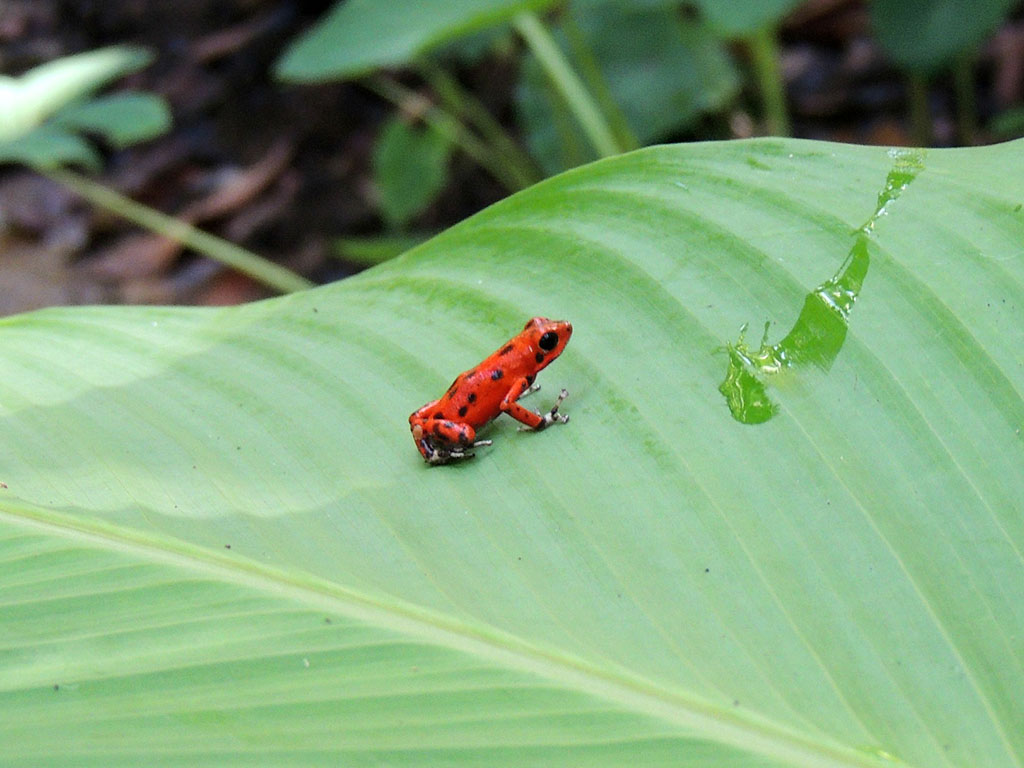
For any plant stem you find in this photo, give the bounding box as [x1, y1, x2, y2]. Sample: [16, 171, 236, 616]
[748, 25, 790, 137]
[561, 12, 639, 151]
[952, 50, 977, 145]
[365, 74, 525, 192]
[545, 77, 589, 170]
[47, 168, 313, 293]
[907, 71, 933, 146]
[415, 59, 541, 188]
[513, 11, 621, 158]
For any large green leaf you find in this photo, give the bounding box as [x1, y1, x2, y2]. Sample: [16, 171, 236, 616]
[1, 137, 1022, 767]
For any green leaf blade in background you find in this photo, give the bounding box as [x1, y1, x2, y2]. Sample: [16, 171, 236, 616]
[1, 138, 1022, 767]
[871, 0, 1019, 73]
[274, 0, 558, 82]
[517, 3, 739, 174]
[0, 45, 152, 142]
[52, 92, 172, 149]
[373, 117, 452, 229]
[692, 0, 806, 36]
[0, 46, 169, 171]
[0, 125, 102, 170]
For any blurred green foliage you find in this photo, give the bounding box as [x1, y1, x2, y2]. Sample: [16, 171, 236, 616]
[275, 0, 558, 81]
[275, 0, 1023, 241]
[871, 0, 1019, 73]
[692, 0, 805, 36]
[373, 117, 453, 228]
[517, 2, 738, 174]
[0, 46, 169, 170]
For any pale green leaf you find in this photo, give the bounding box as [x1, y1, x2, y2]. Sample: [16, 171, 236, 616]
[1, 137, 1022, 767]
[0, 46, 152, 142]
[0, 47, 166, 172]
[52, 92, 172, 148]
[0, 125, 101, 170]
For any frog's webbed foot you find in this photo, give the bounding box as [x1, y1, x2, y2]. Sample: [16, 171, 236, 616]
[517, 388, 570, 431]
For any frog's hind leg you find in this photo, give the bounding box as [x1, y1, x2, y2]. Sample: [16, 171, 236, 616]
[414, 418, 492, 465]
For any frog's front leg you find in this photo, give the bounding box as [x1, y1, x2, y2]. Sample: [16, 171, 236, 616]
[502, 378, 570, 431]
[517, 382, 541, 400]
[410, 417, 492, 465]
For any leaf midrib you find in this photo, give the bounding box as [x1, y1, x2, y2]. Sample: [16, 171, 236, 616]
[1, 497, 906, 768]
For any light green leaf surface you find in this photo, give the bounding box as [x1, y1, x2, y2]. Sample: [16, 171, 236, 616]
[274, 0, 557, 82]
[1, 138, 1023, 767]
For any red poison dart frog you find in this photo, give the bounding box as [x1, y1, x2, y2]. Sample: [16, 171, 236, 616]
[409, 317, 573, 465]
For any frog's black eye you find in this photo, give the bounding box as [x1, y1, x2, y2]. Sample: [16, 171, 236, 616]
[538, 331, 559, 351]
